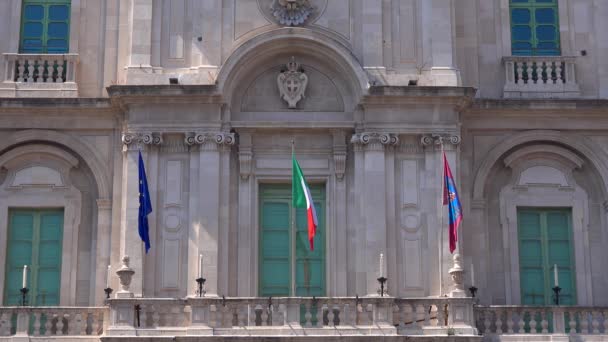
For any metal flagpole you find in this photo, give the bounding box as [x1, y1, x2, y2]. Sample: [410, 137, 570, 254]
[439, 137, 445, 297]
[291, 139, 296, 296]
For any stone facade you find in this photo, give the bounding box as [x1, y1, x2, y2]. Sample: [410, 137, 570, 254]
[1, 0, 608, 340]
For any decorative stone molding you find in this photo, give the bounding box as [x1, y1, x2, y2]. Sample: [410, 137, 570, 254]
[278, 57, 308, 109]
[121, 132, 162, 150]
[350, 132, 399, 152]
[420, 134, 461, 148]
[238, 149, 253, 181]
[333, 153, 346, 181]
[270, 0, 315, 26]
[96, 198, 112, 210]
[184, 132, 235, 147]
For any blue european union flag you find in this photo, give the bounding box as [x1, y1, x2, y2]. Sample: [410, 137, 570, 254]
[138, 151, 152, 253]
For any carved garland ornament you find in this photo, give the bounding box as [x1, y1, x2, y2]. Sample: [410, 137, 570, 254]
[278, 57, 308, 109]
[271, 0, 314, 26]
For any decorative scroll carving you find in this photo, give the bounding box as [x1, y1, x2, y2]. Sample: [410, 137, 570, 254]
[278, 57, 308, 109]
[184, 132, 236, 147]
[350, 132, 399, 151]
[239, 149, 253, 181]
[121, 132, 162, 150]
[270, 0, 314, 26]
[420, 134, 461, 148]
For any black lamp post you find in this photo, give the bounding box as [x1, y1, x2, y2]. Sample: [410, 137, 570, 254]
[377, 276, 388, 297]
[552, 286, 562, 305]
[20, 287, 28, 306]
[196, 277, 206, 297]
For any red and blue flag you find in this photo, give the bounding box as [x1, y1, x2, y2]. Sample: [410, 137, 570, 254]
[443, 152, 462, 254]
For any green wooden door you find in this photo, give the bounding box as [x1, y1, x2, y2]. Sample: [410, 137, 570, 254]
[259, 184, 325, 297]
[518, 208, 576, 305]
[4, 209, 63, 306]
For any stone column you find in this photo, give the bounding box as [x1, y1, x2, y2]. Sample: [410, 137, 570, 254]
[94, 198, 112, 305]
[119, 132, 162, 297]
[186, 132, 235, 297]
[351, 132, 399, 296]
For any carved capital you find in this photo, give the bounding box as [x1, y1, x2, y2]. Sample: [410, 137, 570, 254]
[185, 132, 236, 150]
[420, 134, 461, 149]
[122, 132, 162, 150]
[351, 132, 399, 152]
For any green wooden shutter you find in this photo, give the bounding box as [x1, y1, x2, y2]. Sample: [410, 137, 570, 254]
[295, 185, 325, 297]
[20, 0, 70, 53]
[4, 211, 34, 306]
[3, 209, 63, 306]
[518, 208, 576, 306]
[510, 0, 560, 56]
[259, 184, 326, 297]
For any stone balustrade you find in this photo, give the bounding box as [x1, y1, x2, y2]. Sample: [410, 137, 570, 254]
[3, 53, 78, 83]
[1, 53, 79, 97]
[105, 296, 477, 337]
[0, 306, 106, 338]
[476, 305, 608, 336]
[503, 56, 580, 98]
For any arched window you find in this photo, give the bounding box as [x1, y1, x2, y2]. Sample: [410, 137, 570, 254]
[20, 0, 70, 53]
[510, 0, 560, 56]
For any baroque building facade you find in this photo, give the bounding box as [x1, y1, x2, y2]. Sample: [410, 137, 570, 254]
[1, 0, 608, 340]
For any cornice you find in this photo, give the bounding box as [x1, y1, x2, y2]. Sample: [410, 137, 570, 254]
[361, 86, 477, 108]
[107, 85, 223, 110]
[467, 98, 608, 116]
[0, 97, 117, 115]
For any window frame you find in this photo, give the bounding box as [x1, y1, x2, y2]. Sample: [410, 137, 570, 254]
[509, 0, 561, 56]
[19, 0, 71, 54]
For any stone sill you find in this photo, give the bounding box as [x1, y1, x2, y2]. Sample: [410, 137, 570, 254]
[0, 81, 78, 98]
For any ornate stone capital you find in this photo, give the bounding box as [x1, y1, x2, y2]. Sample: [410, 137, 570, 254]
[350, 132, 399, 152]
[420, 134, 461, 149]
[121, 132, 162, 150]
[185, 132, 236, 150]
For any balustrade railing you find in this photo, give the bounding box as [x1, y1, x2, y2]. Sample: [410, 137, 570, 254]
[476, 306, 608, 335]
[3, 53, 78, 83]
[106, 296, 476, 337]
[503, 56, 580, 98]
[0, 306, 106, 337]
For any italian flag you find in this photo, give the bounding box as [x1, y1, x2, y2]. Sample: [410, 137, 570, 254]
[292, 153, 318, 251]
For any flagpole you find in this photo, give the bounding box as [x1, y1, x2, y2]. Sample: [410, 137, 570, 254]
[439, 137, 445, 297]
[291, 139, 296, 296]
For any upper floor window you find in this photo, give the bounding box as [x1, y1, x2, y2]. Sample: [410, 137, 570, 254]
[510, 0, 560, 56]
[20, 0, 70, 53]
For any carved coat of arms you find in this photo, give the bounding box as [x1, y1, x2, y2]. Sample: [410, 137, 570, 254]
[271, 0, 314, 26]
[277, 57, 308, 109]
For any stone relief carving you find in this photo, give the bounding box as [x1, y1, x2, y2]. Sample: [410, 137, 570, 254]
[277, 57, 308, 109]
[271, 0, 314, 26]
[420, 134, 461, 148]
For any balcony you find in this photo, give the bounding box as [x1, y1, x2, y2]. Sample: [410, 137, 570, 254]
[476, 305, 608, 341]
[503, 56, 580, 99]
[1, 53, 79, 98]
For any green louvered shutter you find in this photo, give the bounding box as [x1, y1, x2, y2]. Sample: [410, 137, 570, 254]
[3, 209, 63, 306]
[259, 184, 325, 297]
[510, 0, 560, 56]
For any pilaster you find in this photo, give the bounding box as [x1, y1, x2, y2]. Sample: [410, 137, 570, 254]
[94, 198, 112, 305]
[350, 132, 399, 296]
[185, 132, 235, 297]
[420, 133, 461, 296]
[237, 132, 254, 296]
[119, 132, 162, 297]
